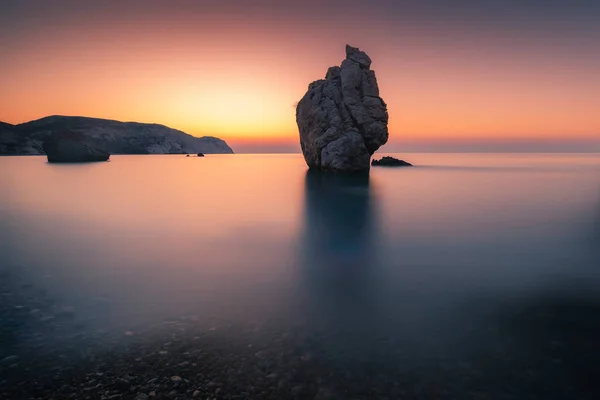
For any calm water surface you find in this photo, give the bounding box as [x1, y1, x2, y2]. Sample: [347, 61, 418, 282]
[1, 153, 599, 398]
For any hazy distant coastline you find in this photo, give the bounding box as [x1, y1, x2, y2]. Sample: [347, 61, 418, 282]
[0, 116, 234, 156]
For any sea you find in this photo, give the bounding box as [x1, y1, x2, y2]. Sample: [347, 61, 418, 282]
[1, 153, 599, 399]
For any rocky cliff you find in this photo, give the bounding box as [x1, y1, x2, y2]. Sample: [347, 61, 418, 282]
[0, 116, 233, 155]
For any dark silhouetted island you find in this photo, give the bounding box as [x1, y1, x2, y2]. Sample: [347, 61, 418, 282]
[43, 131, 110, 163]
[372, 156, 413, 167]
[0, 116, 234, 156]
[296, 45, 389, 172]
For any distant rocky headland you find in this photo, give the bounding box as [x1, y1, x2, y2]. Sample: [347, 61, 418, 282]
[0, 116, 234, 156]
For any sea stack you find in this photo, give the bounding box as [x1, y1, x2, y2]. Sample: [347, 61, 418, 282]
[296, 45, 389, 172]
[43, 131, 110, 163]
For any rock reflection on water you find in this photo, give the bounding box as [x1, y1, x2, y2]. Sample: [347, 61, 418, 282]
[300, 170, 379, 298]
[299, 170, 383, 360]
[295, 170, 600, 399]
[302, 170, 377, 265]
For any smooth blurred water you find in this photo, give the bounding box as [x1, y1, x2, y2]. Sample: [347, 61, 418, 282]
[1, 153, 600, 397]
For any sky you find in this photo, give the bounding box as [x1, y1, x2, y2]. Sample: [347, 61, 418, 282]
[1, 0, 599, 152]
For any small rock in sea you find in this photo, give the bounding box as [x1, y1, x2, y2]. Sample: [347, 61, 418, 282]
[115, 377, 131, 390]
[0, 356, 19, 365]
[266, 373, 278, 380]
[136, 394, 149, 400]
[43, 130, 110, 163]
[197, 153, 204, 157]
[254, 351, 267, 359]
[149, 391, 156, 397]
[102, 395, 122, 400]
[371, 156, 412, 167]
[170, 376, 182, 382]
[314, 386, 337, 400]
[192, 390, 201, 397]
[58, 305, 75, 315]
[138, 385, 150, 393]
[186, 155, 190, 157]
[291, 385, 303, 396]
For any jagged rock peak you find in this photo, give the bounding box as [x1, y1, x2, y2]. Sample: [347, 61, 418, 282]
[345, 44, 372, 69]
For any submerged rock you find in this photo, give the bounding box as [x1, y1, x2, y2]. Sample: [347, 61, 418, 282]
[43, 131, 110, 163]
[371, 156, 412, 167]
[296, 45, 389, 172]
[0, 355, 19, 365]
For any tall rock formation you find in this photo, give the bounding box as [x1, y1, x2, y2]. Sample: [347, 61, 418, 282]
[296, 45, 389, 172]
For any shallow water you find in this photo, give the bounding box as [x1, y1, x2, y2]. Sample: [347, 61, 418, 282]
[1, 153, 600, 398]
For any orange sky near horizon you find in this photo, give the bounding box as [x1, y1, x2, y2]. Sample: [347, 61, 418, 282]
[1, 1, 599, 147]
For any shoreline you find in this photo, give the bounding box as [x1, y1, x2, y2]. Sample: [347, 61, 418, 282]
[3, 269, 600, 399]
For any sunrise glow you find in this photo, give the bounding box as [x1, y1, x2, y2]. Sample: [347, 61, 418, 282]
[1, 1, 599, 150]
